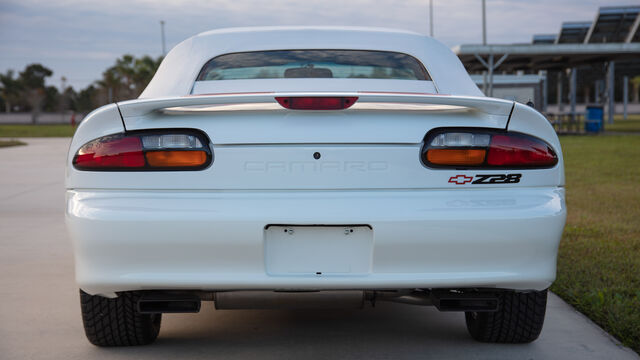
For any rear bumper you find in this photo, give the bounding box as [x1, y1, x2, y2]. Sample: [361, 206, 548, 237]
[66, 188, 566, 296]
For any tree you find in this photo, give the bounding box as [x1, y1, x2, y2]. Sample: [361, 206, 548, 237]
[95, 54, 163, 103]
[96, 68, 121, 103]
[0, 70, 23, 113]
[19, 64, 53, 123]
[132, 55, 163, 95]
[71, 85, 98, 113]
[42, 86, 60, 112]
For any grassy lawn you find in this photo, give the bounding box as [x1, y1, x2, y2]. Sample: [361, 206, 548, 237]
[0, 139, 26, 148]
[0, 124, 77, 137]
[552, 135, 640, 353]
[606, 114, 640, 133]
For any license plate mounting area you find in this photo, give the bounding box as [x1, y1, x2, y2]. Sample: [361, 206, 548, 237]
[264, 225, 373, 276]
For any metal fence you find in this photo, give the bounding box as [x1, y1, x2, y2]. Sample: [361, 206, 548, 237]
[0, 112, 84, 125]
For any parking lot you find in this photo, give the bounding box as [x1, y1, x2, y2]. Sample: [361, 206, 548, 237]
[0, 138, 638, 360]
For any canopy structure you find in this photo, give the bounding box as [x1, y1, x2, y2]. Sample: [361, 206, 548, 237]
[453, 43, 640, 73]
[584, 6, 640, 44]
[556, 22, 592, 44]
[532, 34, 556, 45]
[452, 5, 640, 124]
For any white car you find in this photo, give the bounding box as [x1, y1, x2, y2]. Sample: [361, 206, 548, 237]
[66, 27, 566, 347]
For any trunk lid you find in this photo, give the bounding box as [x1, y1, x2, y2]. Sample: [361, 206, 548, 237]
[71, 93, 518, 190]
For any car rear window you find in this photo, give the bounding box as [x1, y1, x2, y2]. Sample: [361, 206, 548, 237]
[196, 50, 430, 81]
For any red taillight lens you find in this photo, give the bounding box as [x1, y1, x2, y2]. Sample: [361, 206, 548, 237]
[423, 130, 557, 168]
[73, 131, 211, 171]
[74, 136, 145, 169]
[275, 96, 358, 110]
[487, 134, 557, 167]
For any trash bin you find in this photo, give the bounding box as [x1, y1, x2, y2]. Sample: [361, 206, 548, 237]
[585, 105, 604, 133]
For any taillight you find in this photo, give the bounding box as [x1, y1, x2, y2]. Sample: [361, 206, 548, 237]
[422, 130, 557, 169]
[73, 130, 212, 171]
[275, 96, 358, 110]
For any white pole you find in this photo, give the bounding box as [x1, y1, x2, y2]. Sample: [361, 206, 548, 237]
[570, 68, 577, 122]
[607, 61, 615, 124]
[160, 20, 166, 56]
[557, 72, 563, 112]
[60, 76, 67, 121]
[429, 0, 434, 37]
[488, 54, 494, 97]
[623, 75, 628, 120]
[482, 0, 487, 45]
[482, 0, 487, 95]
[540, 70, 548, 113]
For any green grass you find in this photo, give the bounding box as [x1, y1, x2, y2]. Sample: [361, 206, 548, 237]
[606, 114, 640, 133]
[552, 135, 640, 353]
[0, 124, 77, 137]
[0, 139, 26, 148]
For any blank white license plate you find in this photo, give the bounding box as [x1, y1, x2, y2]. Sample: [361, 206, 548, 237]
[265, 225, 373, 275]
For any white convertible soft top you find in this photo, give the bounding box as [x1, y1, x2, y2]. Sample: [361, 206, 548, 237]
[140, 26, 483, 98]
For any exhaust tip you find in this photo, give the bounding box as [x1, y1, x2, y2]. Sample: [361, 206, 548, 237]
[138, 297, 201, 314]
[430, 290, 499, 312]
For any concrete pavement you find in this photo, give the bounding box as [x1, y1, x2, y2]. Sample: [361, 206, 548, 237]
[0, 138, 638, 360]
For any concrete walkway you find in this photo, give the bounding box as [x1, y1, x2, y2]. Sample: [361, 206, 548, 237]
[0, 138, 638, 360]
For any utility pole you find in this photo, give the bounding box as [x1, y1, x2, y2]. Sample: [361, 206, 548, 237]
[160, 20, 166, 56]
[481, 0, 488, 95]
[429, 0, 434, 37]
[482, 0, 487, 45]
[60, 76, 67, 122]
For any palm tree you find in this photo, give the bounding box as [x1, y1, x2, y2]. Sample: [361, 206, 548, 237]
[95, 54, 163, 102]
[96, 68, 121, 103]
[132, 55, 163, 96]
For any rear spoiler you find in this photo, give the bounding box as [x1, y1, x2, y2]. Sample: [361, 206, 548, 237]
[117, 92, 514, 118]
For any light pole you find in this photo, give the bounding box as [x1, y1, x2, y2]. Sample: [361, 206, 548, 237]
[429, 0, 434, 37]
[160, 20, 166, 56]
[60, 76, 67, 121]
[481, 0, 488, 95]
[482, 0, 487, 45]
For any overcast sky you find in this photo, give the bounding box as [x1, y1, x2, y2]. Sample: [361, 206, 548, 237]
[1, 0, 637, 90]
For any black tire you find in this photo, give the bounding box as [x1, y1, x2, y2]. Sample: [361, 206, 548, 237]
[80, 290, 162, 347]
[465, 289, 547, 343]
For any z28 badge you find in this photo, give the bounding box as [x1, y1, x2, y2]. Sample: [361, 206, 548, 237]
[449, 174, 522, 185]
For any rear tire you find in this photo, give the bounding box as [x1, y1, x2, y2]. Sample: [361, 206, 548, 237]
[465, 289, 547, 343]
[80, 290, 161, 347]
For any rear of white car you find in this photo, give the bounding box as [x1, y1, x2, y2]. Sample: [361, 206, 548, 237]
[66, 27, 565, 347]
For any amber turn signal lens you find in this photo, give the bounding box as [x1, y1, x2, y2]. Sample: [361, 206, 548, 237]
[426, 149, 486, 166]
[145, 150, 208, 167]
